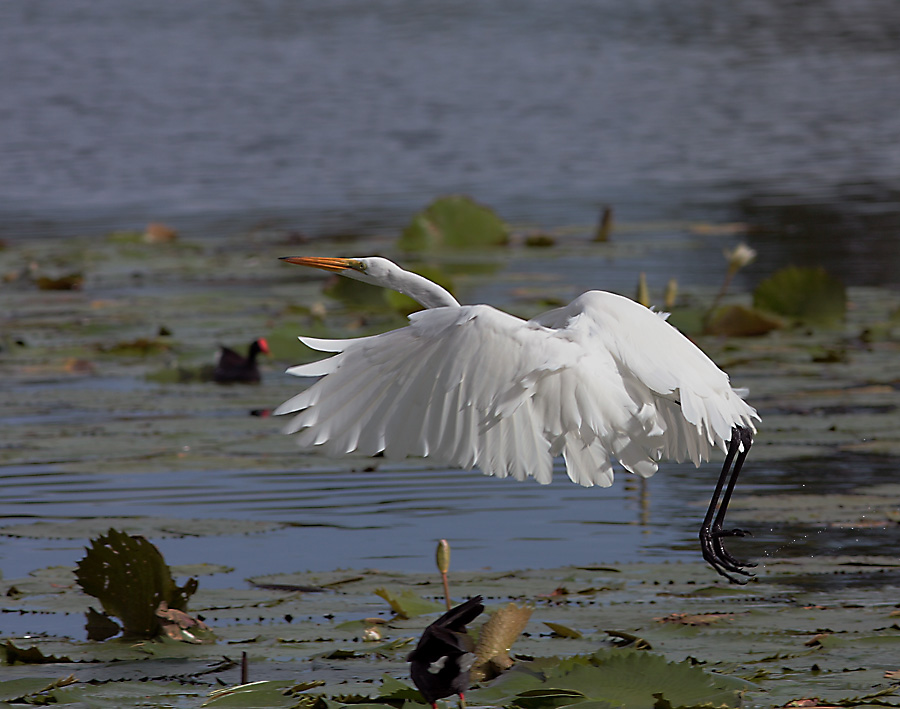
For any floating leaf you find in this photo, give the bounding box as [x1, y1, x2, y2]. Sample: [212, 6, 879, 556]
[375, 673, 432, 705]
[512, 650, 747, 709]
[204, 680, 298, 707]
[75, 528, 199, 639]
[0, 517, 282, 540]
[511, 687, 592, 709]
[654, 613, 734, 627]
[544, 622, 584, 639]
[398, 195, 509, 250]
[373, 588, 444, 619]
[0, 676, 77, 703]
[3, 641, 72, 665]
[704, 304, 785, 337]
[753, 266, 847, 326]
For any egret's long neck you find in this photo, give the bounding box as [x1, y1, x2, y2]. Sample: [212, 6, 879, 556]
[384, 269, 460, 309]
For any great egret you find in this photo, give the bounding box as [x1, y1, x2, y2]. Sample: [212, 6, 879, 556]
[407, 596, 484, 709]
[275, 256, 759, 582]
[214, 338, 269, 384]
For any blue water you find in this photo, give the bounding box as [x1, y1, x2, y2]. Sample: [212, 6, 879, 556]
[2, 0, 899, 284]
[1, 2, 899, 616]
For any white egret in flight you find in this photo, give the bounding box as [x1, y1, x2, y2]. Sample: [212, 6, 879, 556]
[275, 256, 759, 582]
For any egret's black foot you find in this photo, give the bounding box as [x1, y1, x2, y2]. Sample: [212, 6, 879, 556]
[700, 526, 755, 584]
[714, 527, 751, 538]
[711, 528, 757, 568]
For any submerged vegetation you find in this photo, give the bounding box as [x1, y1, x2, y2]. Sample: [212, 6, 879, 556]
[1, 196, 899, 707]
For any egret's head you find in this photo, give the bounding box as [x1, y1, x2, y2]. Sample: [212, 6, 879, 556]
[280, 255, 458, 308]
[280, 256, 396, 286]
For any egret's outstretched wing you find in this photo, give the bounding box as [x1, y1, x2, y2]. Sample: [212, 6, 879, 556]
[533, 291, 759, 463]
[275, 303, 664, 486]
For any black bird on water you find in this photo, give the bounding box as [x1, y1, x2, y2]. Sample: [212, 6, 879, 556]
[408, 596, 484, 709]
[213, 338, 269, 384]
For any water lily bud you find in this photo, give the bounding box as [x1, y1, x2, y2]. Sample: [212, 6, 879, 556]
[362, 626, 382, 642]
[664, 278, 678, 309]
[635, 272, 650, 307]
[724, 243, 757, 274]
[436, 539, 451, 575]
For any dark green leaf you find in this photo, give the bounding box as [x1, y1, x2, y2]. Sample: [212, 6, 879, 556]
[398, 195, 509, 250]
[74, 528, 198, 639]
[753, 266, 847, 326]
[3, 641, 72, 665]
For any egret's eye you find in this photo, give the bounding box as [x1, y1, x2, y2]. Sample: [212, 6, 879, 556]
[348, 259, 366, 272]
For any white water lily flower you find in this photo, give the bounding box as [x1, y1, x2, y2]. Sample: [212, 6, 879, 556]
[724, 243, 757, 273]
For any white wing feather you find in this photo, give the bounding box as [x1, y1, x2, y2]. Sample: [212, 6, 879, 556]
[276, 292, 759, 487]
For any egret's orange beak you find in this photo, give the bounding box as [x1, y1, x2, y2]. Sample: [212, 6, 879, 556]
[280, 256, 354, 272]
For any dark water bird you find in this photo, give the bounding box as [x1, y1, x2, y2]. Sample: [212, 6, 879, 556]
[213, 338, 269, 384]
[275, 257, 759, 583]
[408, 596, 485, 708]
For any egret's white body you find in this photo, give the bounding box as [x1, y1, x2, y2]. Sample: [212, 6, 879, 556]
[275, 257, 760, 581]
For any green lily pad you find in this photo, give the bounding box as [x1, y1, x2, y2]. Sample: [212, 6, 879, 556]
[753, 266, 847, 326]
[0, 518, 283, 540]
[2, 641, 72, 665]
[544, 622, 584, 639]
[470, 650, 748, 709]
[203, 680, 298, 708]
[397, 195, 509, 250]
[374, 588, 445, 619]
[704, 304, 785, 337]
[0, 676, 77, 704]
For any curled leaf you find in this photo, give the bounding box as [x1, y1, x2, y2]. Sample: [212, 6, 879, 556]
[471, 603, 533, 681]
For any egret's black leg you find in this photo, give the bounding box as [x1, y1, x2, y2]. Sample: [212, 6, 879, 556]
[711, 426, 755, 566]
[699, 426, 754, 583]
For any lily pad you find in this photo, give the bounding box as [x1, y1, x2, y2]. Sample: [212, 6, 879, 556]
[704, 304, 785, 337]
[544, 622, 584, 639]
[397, 195, 509, 250]
[0, 518, 283, 540]
[469, 650, 748, 709]
[0, 676, 77, 704]
[374, 587, 445, 619]
[753, 266, 847, 326]
[203, 680, 298, 708]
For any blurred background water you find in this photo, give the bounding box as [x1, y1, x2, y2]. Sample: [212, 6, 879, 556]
[1, 0, 898, 284]
[1, 1, 899, 590]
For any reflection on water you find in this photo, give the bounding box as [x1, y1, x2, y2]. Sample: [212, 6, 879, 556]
[738, 192, 900, 287]
[0, 462, 680, 583]
[0, 454, 895, 585]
